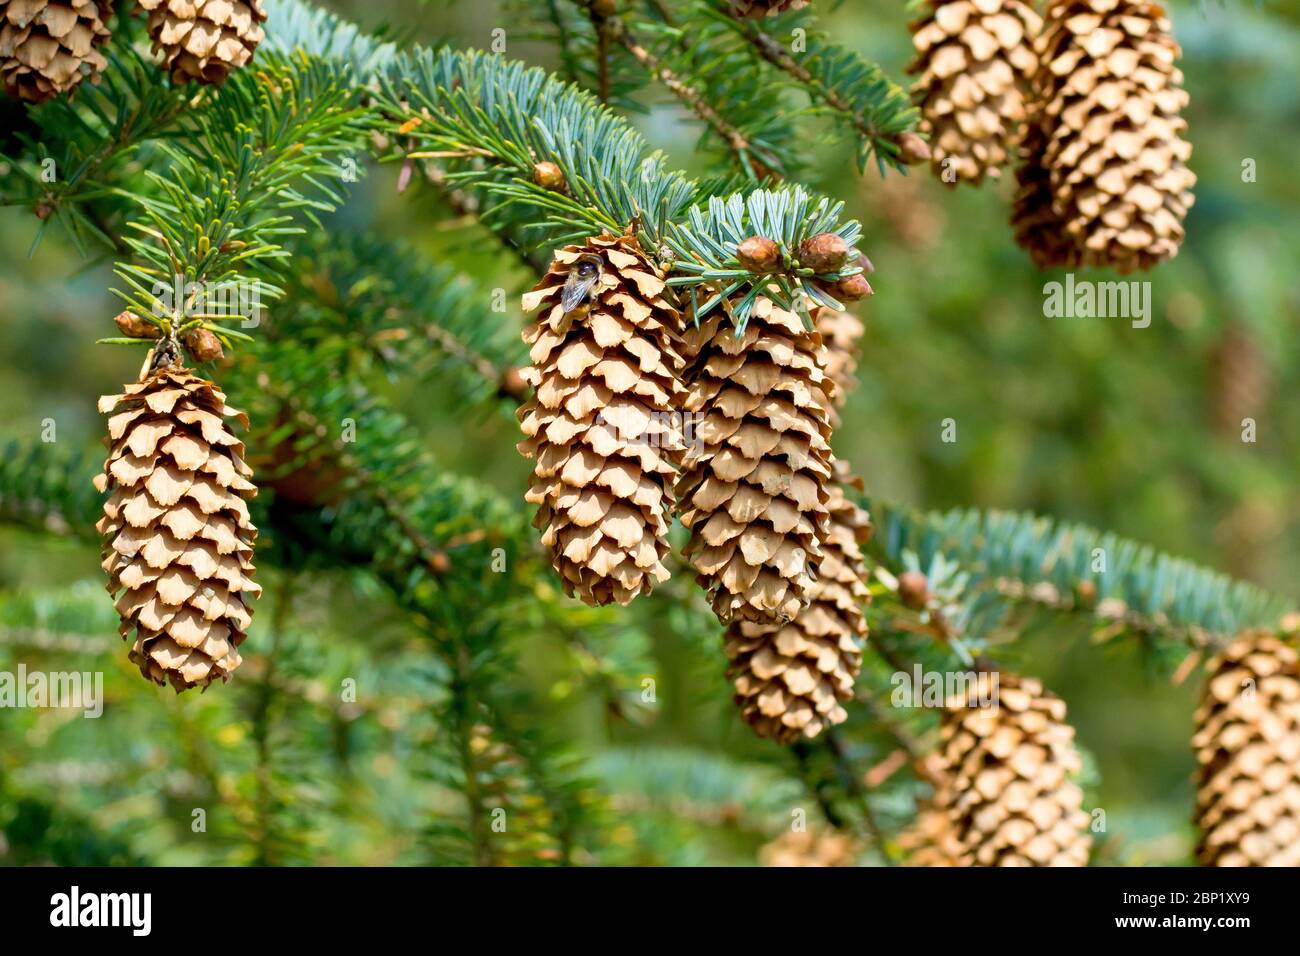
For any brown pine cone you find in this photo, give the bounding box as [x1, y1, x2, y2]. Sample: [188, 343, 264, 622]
[925, 671, 1093, 866]
[1193, 631, 1300, 867]
[136, 0, 266, 85]
[815, 307, 865, 429]
[907, 0, 1042, 185]
[1034, 0, 1196, 272]
[726, 475, 870, 741]
[0, 0, 112, 102]
[677, 296, 834, 626]
[518, 233, 687, 607]
[95, 354, 260, 691]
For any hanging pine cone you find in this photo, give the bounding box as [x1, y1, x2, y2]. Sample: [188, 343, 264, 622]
[0, 0, 112, 103]
[924, 671, 1092, 866]
[726, 474, 869, 741]
[136, 0, 266, 85]
[815, 307, 864, 429]
[94, 349, 260, 691]
[899, 803, 964, 866]
[518, 232, 686, 607]
[729, 0, 808, 17]
[1009, 114, 1081, 269]
[906, 0, 1042, 185]
[678, 296, 834, 626]
[1193, 631, 1300, 867]
[1034, 0, 1196, 272]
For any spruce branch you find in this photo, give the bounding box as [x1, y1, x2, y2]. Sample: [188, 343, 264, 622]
[706, 0, 926, 174]
[0, 440, 99, 542]
[109, 50, 372, 343]
[2, 48, 196, 256]
[574, 0, 783, 179]
[374, 49, 867, 325]
[278, 230, 529, 409]
[866, 499, 1296, 651]
[261, 0, 870, 325]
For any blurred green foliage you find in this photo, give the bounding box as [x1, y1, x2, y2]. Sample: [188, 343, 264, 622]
[0, 0, 1297, 866]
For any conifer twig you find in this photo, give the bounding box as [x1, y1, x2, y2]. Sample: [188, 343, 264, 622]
[577, 0, 761, 169]
[710, 0, 926, 170]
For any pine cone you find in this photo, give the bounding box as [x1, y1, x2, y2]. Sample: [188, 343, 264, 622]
[899, 804, 964, 866]
[94, 355, 261, 691]
[726, 476, 869, 741]
[1035, 0, 1196, 272]
[814, 307, 865, 429]
[678, 296, 834, 626]
[0, 0, 111, 103]
[926, 671, 1092, 866]
[907, 0, 1042, 185]
[518, 233, 686, 607]
[1010, 115, 1080, 269]
[1193, 631, 1300, 867]
[759, 828, 861, 866]
[729, 0, 808, 17]
[136, 0, 266, 85]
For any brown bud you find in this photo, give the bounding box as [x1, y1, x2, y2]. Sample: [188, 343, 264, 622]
[113, 310, 160, 339]
[898, 571, 929, 610]
[182, 328, 225, 362]
[429, 552, 452, 575]
[736, 235, 781, 273]
[34, 201, 54, 220]
[854, 252, 875, 276]
[591, 0, 618, 15]
[532, 161, 566, 191]
[1075, 579, 1098, 606]
[799, 232, 849, 274]
[831, 274, 873, 302]
[499, 366, 529, 401]
[896, 133, 931, 166]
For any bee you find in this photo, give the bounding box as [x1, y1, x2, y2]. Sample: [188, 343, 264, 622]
[561, 254, 602, 314]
